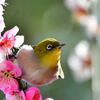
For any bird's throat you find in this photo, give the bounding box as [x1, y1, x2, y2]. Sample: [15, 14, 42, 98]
[40, 50, 61, 68]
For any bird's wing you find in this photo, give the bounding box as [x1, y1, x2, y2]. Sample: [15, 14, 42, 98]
[56, 60, 64, 79]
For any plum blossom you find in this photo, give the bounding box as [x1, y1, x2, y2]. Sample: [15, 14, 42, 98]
[5, 90, 26, 100]
[72, 12, 99, 38]
[25, 87, 42, 100]
[79, 15, 99, 38]
[64, 0, 100, 39]
[5, 87, 53, 100]
[68, 40, 92, 82]
[0, 26, 24, 54]
[0, 60, 22, 93]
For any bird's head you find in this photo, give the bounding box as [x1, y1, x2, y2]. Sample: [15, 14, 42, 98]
[33, 38, 65, 68]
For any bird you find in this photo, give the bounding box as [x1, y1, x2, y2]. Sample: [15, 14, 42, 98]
[16, 38, 65, 85]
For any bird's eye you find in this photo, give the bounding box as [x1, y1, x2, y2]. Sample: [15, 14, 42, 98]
[46, 44, 53, 50]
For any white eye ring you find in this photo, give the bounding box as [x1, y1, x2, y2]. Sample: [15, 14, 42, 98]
[46, 44, 53, 50]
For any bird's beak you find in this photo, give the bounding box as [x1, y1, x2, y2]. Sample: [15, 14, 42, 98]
[56, 43, 66, 49]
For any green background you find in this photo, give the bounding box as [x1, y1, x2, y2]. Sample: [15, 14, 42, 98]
[1, 0, 92, 100]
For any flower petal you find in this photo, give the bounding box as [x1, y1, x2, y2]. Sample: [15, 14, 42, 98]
[6, 93, 18, 100]
[0, 16, 5, 34]
[0, 5, 4, 16]
[3, 78, 19, 94]
[14, 35, 24, 48]
[10, 64, 22, 77]
[0, 60, 22, 93]
[0, 60, 22, 77]
[0, 49, 6, 62]
[0, 60, 7, 71]
[0, 0, 6, 5]
[0, 78, 19, 94]
[6, 91, 26, 100]
[4, 26, 19, 38]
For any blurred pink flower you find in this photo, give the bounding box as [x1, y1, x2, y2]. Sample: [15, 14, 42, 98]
[64, 0, 99, 39]
[25, 87, 42, 100]
[6, 91, 26, 100]
[68, 40, 92, 82]
[0, 60, 22, 93]
[79, 15, 99, 38]
[0, 26, 24, 54]
[64, 0, 96, 11]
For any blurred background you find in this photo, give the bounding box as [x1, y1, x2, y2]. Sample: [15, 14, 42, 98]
[2, 0, 100, 100]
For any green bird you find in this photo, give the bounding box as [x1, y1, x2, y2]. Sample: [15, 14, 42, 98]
[16, 38, 65, 85]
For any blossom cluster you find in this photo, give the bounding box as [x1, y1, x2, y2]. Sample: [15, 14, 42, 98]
[64, 0, 99, 82]
[67, 40, 92, 82]
[64, 0, 99, 39]
[0, 0, 54, 100]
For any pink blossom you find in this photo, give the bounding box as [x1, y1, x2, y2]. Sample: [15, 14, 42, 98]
[25, 87, 42, 100]
[6, 91, 26, 100]
[0, 26, 24, 54]
[0, 60, 22, 93]
[68, 40, 92, 82]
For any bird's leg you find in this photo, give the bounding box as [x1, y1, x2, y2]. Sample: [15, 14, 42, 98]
[25, 82, 28, 90]
[6, 48, 18, 61]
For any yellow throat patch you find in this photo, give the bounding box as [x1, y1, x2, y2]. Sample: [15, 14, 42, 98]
[40, 49, 61, 68]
